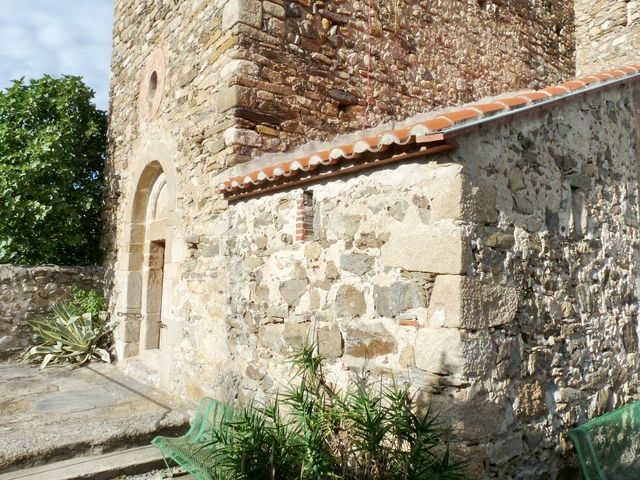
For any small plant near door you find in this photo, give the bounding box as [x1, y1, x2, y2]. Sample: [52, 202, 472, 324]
[21, 288, 116, 369]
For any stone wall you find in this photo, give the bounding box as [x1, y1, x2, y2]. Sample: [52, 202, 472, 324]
[438, 82, 640, 477]
[170, 161, 470, 402]
[575, 0, 640, 75]
[0, 265, 103, 360]
[106, 0, 640, 476]
[105, 0, 575, 269]
[226, 0, 574, 159]
[130, 80, 640, 478]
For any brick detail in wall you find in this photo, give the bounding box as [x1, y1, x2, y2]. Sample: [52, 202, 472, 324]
[296, 191, 314, 241]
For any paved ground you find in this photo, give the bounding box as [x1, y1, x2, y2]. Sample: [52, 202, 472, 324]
[0, 362, 193, 473]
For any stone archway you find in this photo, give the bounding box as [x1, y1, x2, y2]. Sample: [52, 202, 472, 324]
[115, 144, 178, 366]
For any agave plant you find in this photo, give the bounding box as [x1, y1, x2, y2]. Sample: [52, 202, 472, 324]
[21, 303, 117, 369]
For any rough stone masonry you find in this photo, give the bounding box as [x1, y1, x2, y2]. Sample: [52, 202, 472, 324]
[0, 265, 103, 360]
[105, 0, 640, 478]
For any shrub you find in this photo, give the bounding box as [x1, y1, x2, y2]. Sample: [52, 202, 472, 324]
[201, 343, 466, 480]
[67, 287, 107, 315]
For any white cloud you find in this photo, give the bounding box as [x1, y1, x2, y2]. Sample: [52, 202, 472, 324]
[0, 0, 114, 110]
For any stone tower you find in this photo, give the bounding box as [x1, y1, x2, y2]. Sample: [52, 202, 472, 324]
[575, 0, 640, 75]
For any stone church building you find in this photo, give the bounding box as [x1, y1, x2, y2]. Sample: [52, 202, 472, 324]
[105, 0, 640, 477]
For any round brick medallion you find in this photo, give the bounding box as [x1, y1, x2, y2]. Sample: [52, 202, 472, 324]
[139, 48, 166, 121]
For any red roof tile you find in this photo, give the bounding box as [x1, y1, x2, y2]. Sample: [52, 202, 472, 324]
[219, 62, 640, 197]
[495, 96, 531, 108]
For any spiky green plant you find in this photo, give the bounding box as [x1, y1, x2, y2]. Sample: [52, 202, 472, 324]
[198, 343, 466, 480]
[20, 303, 116, 369]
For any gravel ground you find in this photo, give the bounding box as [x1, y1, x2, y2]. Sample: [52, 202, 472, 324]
[113, 467, 191, 479]
[112, 470, 163, 480]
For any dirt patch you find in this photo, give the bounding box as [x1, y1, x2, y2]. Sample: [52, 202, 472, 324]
[0, 397, 30, 415]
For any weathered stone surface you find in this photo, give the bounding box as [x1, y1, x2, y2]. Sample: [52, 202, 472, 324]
[428, 393, 506, 442]
[484, 231, 515, 249]
[284, 321, 310, 347]
[507, 167, 526, 192]
[431, 174, 497, 223]
[374, 282, 426, 317]
[258, 323, 286, 353]
[263, 1, 285, 20]
[488, 434, 524, 465]
[317, 324, 343, 358]
[224, 127, 262, 147]
[220, 60, 260, 81]
[415, 328, 494, 377]
[340, 253, 374, 275]
[304, 242, 323, 261]
[576, 0, 640, 75]
[279, 279, 307, 306]
[0, 265, 103, 360]
[223, 0, 263, 30]
[428, 275, 518, 329]
[514, 381, 547, 420]
[233, 107, 285, 125]
[380, 225, 472, 274]
[622, 320, 638, 353]
[0, 362, 191, 471]
[345, 323, 397, 358]
[334, 285, 366, 317]
[327, 89, 359, 105]
[246, 364, 265, 381]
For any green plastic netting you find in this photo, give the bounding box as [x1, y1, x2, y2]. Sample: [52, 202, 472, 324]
[569, 400, 640, 480]
[152, 397, 230, 480]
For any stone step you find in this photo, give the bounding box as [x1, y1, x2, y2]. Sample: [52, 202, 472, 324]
[0, 445, 165, 480]
[0, 363, 192, 472]
[120, 354, 161, 389]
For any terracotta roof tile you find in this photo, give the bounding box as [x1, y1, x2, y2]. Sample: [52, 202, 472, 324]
[559, 80, 587, 90]
[593, 72, 615, 80]
[540, 85, 571, 96]
[439, 108, 482, 123]
[425, 116, 455, 130]
[495, 97, 530, 108]
[517, 91, 552, 102]
[219, 62, 640, 196]
[576, 76, 601, 85]
[467, 102, 508, 114]
[606, 69, 627, 78]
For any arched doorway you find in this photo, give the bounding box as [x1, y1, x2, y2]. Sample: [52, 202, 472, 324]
[116, 152, 178, 370]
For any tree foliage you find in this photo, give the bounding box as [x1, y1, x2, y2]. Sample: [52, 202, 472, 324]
[0, 75, 106, 265]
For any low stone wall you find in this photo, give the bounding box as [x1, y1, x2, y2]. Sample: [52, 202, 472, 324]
[0, 265, 104, 360]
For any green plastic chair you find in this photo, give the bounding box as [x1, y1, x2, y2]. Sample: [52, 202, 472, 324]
[569, 400, 640, 480]
[152, 397, 231, 480]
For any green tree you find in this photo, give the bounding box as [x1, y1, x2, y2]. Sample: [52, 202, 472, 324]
[0, 75, 106, 265]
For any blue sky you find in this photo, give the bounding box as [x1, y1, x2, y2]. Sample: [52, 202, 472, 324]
[0, 0, 114, 110]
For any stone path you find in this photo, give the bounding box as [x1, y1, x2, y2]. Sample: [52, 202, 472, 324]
[0, 362, 192, 473]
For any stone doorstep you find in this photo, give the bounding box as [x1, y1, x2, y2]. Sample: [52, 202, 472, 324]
[0, 445, 171, 480]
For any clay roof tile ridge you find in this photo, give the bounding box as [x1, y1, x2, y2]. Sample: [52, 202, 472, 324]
[219, 61, 640, 195]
